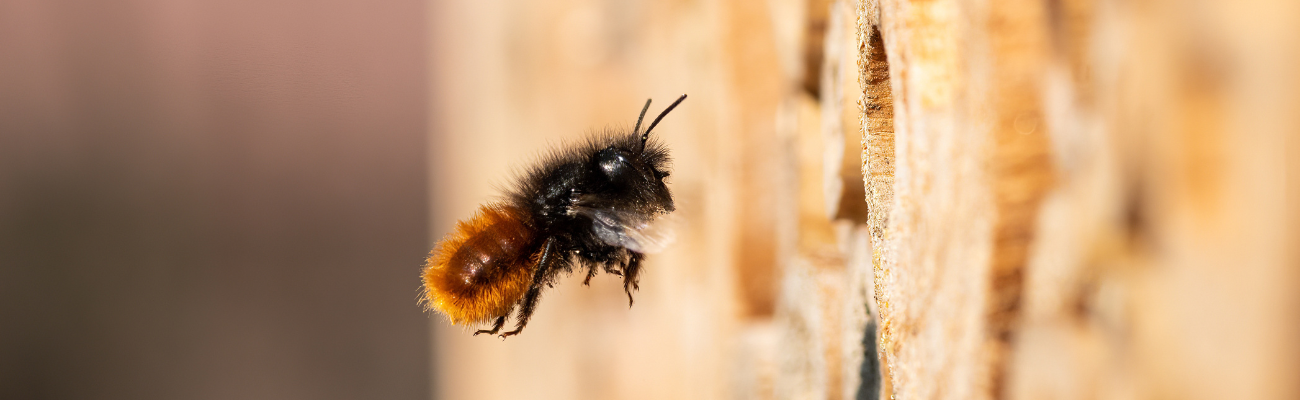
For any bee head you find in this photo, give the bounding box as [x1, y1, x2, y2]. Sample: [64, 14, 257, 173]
[578, 95, 685, 215]
[592, 145, 674, 214]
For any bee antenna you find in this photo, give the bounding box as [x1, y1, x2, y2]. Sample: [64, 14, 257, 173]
[641, 94, 687, 145]
[633, 98, 652, 138]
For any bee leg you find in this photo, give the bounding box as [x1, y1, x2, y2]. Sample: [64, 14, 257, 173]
[602, 259, 623, 277]
[501, 237, 558, 338]
[583, 263, 598, 286]
[622, 252, 644, 307]
[473, 316, 506, 336]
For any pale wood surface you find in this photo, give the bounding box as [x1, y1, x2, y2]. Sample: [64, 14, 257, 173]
[428, 0, 1299, 399]
[863, 0, 1300, 399]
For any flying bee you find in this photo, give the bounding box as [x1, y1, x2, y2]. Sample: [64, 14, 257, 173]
[421, 95, 686, 338]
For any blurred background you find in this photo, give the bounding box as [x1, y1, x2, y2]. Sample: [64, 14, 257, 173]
[4, 0, 1299, 399]
[0, 1, 430, 399]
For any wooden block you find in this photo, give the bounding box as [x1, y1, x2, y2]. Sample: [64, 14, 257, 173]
[775, 255, 847, 400]
[860, 0, 1300, 399]
[822, 0, 870, 223]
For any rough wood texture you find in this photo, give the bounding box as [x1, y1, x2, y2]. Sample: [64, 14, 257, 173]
[863, 0, 1300, 399]
[428, 0, 1297, 398]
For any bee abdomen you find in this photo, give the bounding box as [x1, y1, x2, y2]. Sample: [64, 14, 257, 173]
[421, 203, 537, 325]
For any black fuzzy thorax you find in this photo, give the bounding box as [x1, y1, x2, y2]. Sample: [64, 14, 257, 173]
[506, 128, 673, 274]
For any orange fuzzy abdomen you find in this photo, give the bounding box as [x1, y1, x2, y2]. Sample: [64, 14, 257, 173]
[421, 204, 537, 325]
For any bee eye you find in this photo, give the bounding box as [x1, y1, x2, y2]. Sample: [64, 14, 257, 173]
[596, 148, 631, 178]
[655, 170, 670, 179]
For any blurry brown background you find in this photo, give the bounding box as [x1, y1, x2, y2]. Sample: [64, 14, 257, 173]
[0, 1, 430, 399]
[3, 0, 1298, 399]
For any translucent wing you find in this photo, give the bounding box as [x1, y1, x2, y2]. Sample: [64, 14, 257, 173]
[570, 206, 675, 253]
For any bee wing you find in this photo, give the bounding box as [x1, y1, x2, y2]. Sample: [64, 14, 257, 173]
[571, 207, 675, 253]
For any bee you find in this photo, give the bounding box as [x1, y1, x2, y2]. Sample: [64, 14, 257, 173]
[421, 95, 686, 338]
